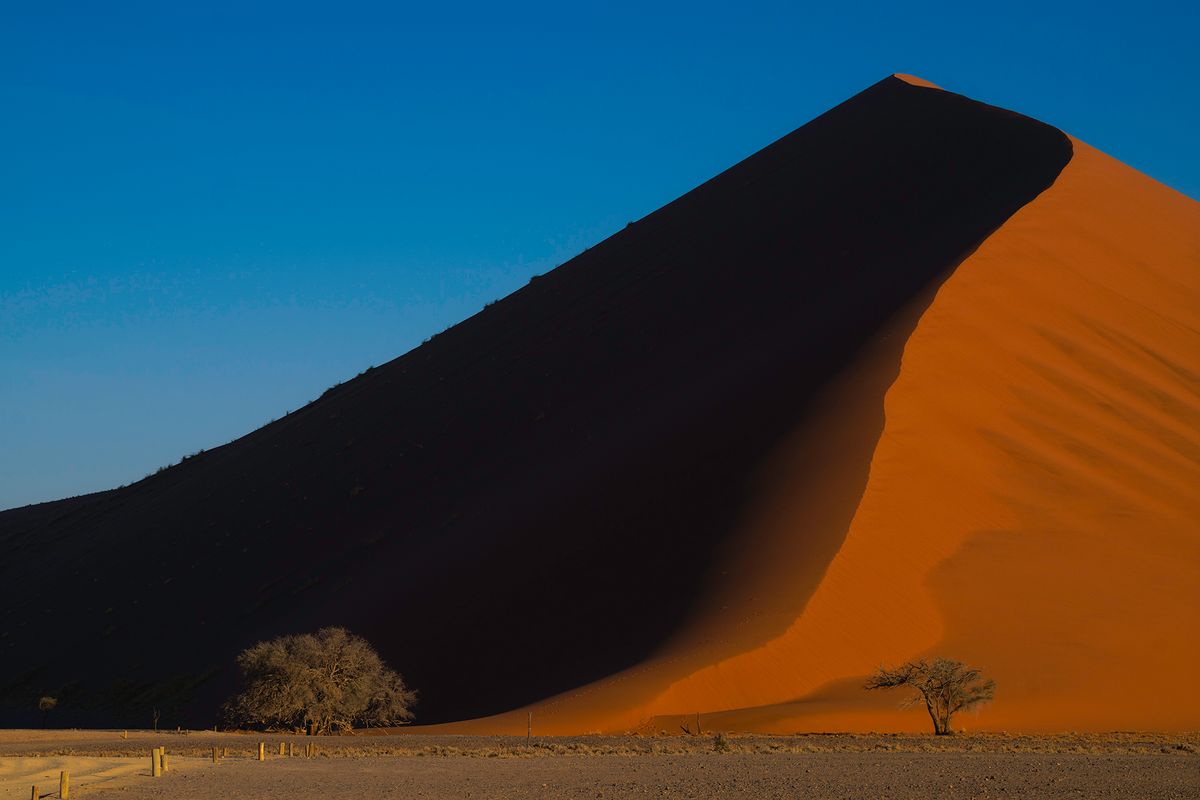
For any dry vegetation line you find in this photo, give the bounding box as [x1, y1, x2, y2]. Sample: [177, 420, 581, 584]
[4, 730, 1197, 759]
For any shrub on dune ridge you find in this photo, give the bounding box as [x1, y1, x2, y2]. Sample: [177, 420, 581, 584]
[223, 627, 415, 734]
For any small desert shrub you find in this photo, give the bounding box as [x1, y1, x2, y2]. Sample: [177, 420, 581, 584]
[712, 732, 730, 753]
[223, 627, 416, 734]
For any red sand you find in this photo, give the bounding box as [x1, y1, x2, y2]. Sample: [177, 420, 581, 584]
[893, 73, 943, 89]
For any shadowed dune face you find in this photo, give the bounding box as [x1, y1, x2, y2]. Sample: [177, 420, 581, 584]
[0, 76, 1077, 729]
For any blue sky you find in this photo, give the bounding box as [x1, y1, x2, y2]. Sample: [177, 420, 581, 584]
[2, 1, 1197, 510]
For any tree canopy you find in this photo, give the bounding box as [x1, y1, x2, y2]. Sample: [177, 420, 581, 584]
[223, 627, 415, 734]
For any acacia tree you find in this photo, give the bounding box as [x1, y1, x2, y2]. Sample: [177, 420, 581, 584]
[223, 627, 416, 734]
[865, 657, 994, 735]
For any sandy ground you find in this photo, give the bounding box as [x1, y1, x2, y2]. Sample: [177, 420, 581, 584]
[0, 755, 147, 798]
[87, 753, 1200, 800]
[1, 731, 1196, 798]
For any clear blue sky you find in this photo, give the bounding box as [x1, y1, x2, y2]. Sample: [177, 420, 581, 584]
[2, 1, 1197, 510]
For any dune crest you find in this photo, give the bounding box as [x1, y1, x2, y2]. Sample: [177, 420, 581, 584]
[893, 73, 943, 89]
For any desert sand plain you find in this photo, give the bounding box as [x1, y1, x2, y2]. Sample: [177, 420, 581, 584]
[1, 729, 1197, 799]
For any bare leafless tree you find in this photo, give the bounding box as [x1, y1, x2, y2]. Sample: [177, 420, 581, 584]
[223, 627, 416, 734]
[865, 657, 995, 734]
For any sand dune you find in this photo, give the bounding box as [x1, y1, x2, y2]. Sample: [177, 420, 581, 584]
[2, 75, 1193, 734]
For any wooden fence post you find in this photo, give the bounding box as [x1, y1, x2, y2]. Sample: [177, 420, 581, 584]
[289, 742, 295, 757]
[30, 784, 36, 800]
[258, 741, 265, 761]
[60, 769, 69, 799]
[212, 745, 219, 763]
[151, 748, 161, 777]
[161, 751, 169, 773]
[222, 746, 228, 759]
[279, 742, 286, 756]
